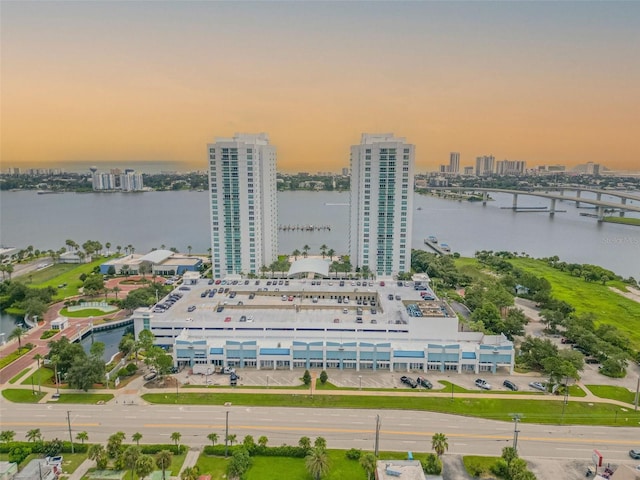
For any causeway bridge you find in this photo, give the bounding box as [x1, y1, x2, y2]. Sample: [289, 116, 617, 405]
[424, 187, 640, 221]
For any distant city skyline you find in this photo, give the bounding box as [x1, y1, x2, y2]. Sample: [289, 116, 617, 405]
[2, 2, 639, 171]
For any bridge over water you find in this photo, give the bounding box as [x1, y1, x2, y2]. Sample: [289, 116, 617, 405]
[425, 187, 640, 221]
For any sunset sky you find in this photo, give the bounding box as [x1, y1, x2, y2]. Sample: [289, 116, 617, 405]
[2, 1, 639, 172]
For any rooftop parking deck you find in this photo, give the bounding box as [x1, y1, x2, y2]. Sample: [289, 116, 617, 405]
[150, 277, 453, 328]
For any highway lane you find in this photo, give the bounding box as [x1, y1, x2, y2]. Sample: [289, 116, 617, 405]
[2, 400, 638, 463]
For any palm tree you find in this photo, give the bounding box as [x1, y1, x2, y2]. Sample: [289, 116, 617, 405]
[132, 432, 143, 446]
[155, 450, 173, 480]
[360, 453, 377, 480]
[180, 466, 199, 480]
[431, 432, 449, 457]
[113, 286, 121, 299]
[187, 245, 192, 256]
[0, 431, 16, 443]
[303, 245, 310, 258]
[258, 435, 268, 448]
[123, 445, 141, 480]
[33, 353, 43, 369]
[76, 431, 89, 445]
[116, 245, 122, 255]
[207, 433, 219, 446]
[170, 432, 181, 448]
[305, 447, 330, 480]
[4, 264, 13, 280]
[292, 249, 301, 261]
[135, 454, 155, 480]
[26, 429, 42, 443]
[326, 249, 335, 262]
[105, 242, 111, 255]
[88, 444, 107, 469]
[226, 433, 237, 446]
[320, 244, 328, 258]
[314, 437, 327, 449]
[9, 327, 25, 349]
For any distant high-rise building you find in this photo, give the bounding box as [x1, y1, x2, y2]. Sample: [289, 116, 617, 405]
[585, 162, 601, 176]
[495, 160, 526, 175]
[463, 166, 474, 175]
[449, 152, 460, 174]
[349, 133, 414, 276]
[475, 155, 495, 176]
[120, 171, 144, 191]
[342, 167, 350, 176]
[91, 172, 116, 190]
[208, 133, 277, 278]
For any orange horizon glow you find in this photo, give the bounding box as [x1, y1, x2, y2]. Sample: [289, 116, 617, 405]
[2, 2, 639, 172]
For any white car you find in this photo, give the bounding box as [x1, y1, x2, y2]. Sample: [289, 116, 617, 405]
[475, 378, 492, 390]
[529, 381, 546, 392]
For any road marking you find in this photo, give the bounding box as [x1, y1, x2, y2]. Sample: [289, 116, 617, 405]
[2, 422, 99, 427]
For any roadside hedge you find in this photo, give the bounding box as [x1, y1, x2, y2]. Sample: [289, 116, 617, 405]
[203, 444, 308, 458]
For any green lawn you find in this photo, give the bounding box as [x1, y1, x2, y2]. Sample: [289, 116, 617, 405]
[196, 450, 411, 480]
[142, 392, 640, 426]
[59, 453, 89, 475]
[509, 258, 640, 350]
[2, 388, 47, 403]
[28, 256, 117, 301]
[463, 455, 500, 477]
[50, 393, 114, 404]
[195, 453, 229, 480]
[586, 385, 638, 404]
[60, 308, 118, 318]
[9, 368, 31, 384]
[0, 347, 32, 369]
[23, 367, 56, 386]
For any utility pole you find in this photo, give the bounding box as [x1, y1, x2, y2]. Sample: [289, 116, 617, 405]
[224, 410, 230, 457]
[66, 411, 74, 453]
[510, 414, 522, 451]
[374, 415, 381, 457]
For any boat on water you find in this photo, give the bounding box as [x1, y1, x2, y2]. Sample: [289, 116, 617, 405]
[427, 235, 438, 243]
[37, 190, 62, 194]
[417, 206, 423, 210]
[440, 243, 451, 252]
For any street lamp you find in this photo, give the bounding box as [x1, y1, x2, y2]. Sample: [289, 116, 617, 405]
[358, 375, 362, 390]
[224, 410, 230, 457]
[266, 376, 270, 389]
[55, 370, 61, 395]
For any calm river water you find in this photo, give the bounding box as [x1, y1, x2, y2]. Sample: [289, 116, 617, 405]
[1, 188, 639, 339]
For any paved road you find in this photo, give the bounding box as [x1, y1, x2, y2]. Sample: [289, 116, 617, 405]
[2, 400, 638, 464]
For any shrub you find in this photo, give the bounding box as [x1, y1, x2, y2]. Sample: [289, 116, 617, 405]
[491, 459, 509, 477]
[345, 448, 361, 460]
[40, 330, 57, 340]
[126, 363, 137, 374]
[9, 446, 31, 464]
[422, 454, 442, 475]
[42, 438, 63, 457]
[319, 370, 328, 384]
[140, 444, 185, 455]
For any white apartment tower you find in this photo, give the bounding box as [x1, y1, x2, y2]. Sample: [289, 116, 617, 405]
[208, 133, 278, 278]
[475, 155, 495, 176]
[449, 152, 460, 174]
[349, 133, 415, 277]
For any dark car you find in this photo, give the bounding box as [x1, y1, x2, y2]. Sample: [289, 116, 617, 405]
[216, 305, 224, 312]
[416, 377, 432, 389]
[400, 376, 417, 388]
[208, 279, 215, 285]
[503, 380, 518, 391]
[629, 449, 640, 459]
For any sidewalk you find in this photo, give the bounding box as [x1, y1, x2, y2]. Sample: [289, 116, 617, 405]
[67, 459, 95, 480]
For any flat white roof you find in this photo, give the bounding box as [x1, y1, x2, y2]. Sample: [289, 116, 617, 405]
[288, 258, 330, 277]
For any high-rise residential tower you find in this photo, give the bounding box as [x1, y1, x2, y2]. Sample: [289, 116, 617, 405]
[208, 133, 277, 278]
[475, 155, 495, 176]
[349, 133, 415, 277]
[449, 152, 460, 174]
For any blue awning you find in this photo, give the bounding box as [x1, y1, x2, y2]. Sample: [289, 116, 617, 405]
[260, 348, 290, 355]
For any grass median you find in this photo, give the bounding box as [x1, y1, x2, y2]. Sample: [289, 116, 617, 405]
[49, 393, 114, 404]
[141, 392, 640, 426]
[586, 385, 638, 404]
[2, 388, 47, 403]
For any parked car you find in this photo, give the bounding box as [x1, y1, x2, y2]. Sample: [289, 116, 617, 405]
[187, 305, 196, 312]
[143, 372, 157, 381]
[239, 315, 247, 322]
[503, 380, 518, 391]
[46, 456, 63, 466]
[529, 381, 546, 392]
[224, 316, 232, 322]
[475, 378, 492, 390]
[216, 306, 224, 312]
[628, 449, 640, 460]
[400, 376, 418, 388]
[416, 377, 432, 389]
